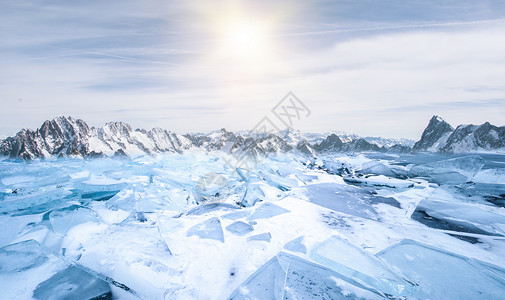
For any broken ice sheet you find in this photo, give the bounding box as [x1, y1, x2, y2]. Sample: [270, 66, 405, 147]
[106, 184, 192, 212]
[299, 183, 378, 220]
[311, 236, 416, 297]
[228, 252, 381, 300]
[377, 240, 505, 299]
[359, 161, 398, 178]
[408, 155, 485, 184]
[454, 182, 505, 208]
[257, 170, 298, 192]
[344, 175, 414, 189]
[33, 266, 112, 300]
[247, 203, 290, 221]
[222, 210, 251, 220]
[187, 217, 225, 242]
[0, 188, 73, 214]
[49, 206, 101, 235]
[0, 240, 113, 300]
[247, 233, 271, 242]
[412, 189, 505, 238]
[283, 236, 307, 254]
[0, 240, 50, 273]
[187, 203, 238, 216]
[226, 221, 254, 236]
[239, 180, 266, 207]
[80, 190, 119, 201]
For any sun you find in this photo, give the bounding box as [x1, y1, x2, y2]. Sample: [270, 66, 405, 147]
[210, 14, 276, 71]
[220, 19, 267, 59]
[195, 6, 286, 83]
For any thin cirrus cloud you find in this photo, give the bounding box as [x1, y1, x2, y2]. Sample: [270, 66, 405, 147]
[0, 0, 504, 139]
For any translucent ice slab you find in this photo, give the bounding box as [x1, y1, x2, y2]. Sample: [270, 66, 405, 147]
[226, 221, 254, 236]
[377, 239, 505, 299]
[359, 161, 398, 178]
[187, 217, 225, 242]
[257, 170, 298, 192]
[33, 266, 112, 300]
[408, 155, 485, 184]
[300, 183, 378, 220]
[283, 236, 307, 254]
[247, 233, 271, 242]
[412, 191, 505, 237]
[187, 203, 238, 216]
[0, 188, 73, 214]
[240, 180, 266, 207]
[311, 236, 416, 297]
[0, 240, 113, 300]
[49, 206, 101, 235]
[228, 252, 382, 299]
[344, 175, 414, 189]
[247, 203, 290, 221]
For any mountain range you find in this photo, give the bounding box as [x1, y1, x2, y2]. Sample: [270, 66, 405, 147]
[412, 115, 505, 153]
[0, 115, 503, 159]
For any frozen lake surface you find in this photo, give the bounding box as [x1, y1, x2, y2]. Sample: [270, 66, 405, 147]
[1, 151, 505, 299]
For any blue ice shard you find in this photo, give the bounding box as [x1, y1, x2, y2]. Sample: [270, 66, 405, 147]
[311, 236, 416, 297]
[33, 266, 112, 300]
[49, 206, 101, 235]
[0, 240, 49, 273]
[283, 236, 307, 254]
[187, 217, 225, 242]
[258, 170, 298, 192]
[359, 161, 398, 178]
[247, 203, 289, 221]
[377, 239, 505, 299]
[300, 183, 378, 220]
[408, 155, 485, 184]
[229, 252, 381, 299]
[0, 240, 114, 300]
[240, 181, 265, 207]
[226, 221, 254, 236]
[247, 233, 271, 242]
[411, 188, 505, 238]
[222, 210, 251, 220]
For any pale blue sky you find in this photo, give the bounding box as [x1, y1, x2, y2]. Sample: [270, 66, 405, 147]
[1, 0, 505, 139]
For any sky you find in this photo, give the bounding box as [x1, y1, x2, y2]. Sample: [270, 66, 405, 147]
[1, 0, 505, 139]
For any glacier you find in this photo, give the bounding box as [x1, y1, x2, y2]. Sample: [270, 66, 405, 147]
[1, 151, 505, 299]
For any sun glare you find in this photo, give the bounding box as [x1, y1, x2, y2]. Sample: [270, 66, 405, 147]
[197, 6, 287, 85]
[211, 14, 277, 74]
[221, 19, 266, 58]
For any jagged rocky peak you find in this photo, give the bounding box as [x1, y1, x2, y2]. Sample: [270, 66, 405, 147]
[313, 133, 343, 152]
[412, 115, 454, 152]
[343, 138, 381, 152]
[39, 116, 89, 140]
[101, 121, 133, 136]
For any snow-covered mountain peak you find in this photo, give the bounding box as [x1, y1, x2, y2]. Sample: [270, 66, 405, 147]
[412, 115, 454, 152]
[413, 116, 505, 153]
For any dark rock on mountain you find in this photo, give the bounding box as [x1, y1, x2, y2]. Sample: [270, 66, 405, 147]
[313, 134, 343, 152]
[342, 138, 382, 152]
[296, 140, 315, 156]
[388, 144, 412, 153]
[412, 116, 454, 152]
